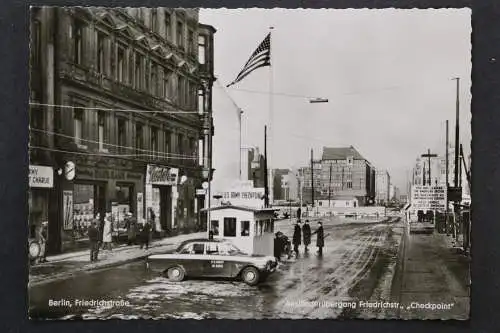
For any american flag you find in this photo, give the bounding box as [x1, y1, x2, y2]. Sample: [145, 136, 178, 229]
[226, 33, 271, 87]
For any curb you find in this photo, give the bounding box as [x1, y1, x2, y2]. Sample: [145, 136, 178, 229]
[29, 243, 177, 287]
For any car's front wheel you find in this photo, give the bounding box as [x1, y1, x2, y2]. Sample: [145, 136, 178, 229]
[241, 266, 260, 286]
[165, 266, 185, 282]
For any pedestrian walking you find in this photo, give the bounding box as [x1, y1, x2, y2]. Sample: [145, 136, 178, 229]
[102, 212, 113, 251]
[125, 212, 137, 246]
[297, 207, 302, 221]
[292, 221, 302, 255]
[312, 221, 325, 256]
[302, 219, 311, 252]
[37, 221, 48, 263]
[88, 221, 100, 262]
[140, 220, 152, 250]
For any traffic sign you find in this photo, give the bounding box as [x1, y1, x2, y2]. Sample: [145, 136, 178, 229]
[411, 185, 447, 211]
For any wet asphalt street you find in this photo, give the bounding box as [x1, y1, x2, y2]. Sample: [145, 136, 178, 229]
[29, 215, 469, 320]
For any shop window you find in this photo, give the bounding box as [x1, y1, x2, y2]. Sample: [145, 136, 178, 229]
[240, 221, 250, 236]
[28, 189, 49, 239]
[255, 220, 264, 236]
[264, 220, 274, 233]
[223, 217, 236, 237]
[210, 220, 219, 236]
[73, 184, 95, 239]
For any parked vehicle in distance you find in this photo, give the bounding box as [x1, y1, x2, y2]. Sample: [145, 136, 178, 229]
[146, 238, 278, 286]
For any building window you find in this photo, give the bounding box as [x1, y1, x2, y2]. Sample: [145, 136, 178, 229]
[98, 111, 106, 151]
[97, 31, 106, 74]
[198, 139, 204, 166]
[189, 137, 196, 163]
[135, 123, 143, 155]
[151, 127, 158, 158]
[163, 68, 171, 99]
[198, 35, 206, 65]
[240, 221, 250, 236]
[117, 45, 125, 82]
[177, 133, 184, 155]
[177, 20, 184, 48]
[347, 181, 353, 189]
[117, 118, 126, 153]
[135, 54, 142, 89]
[178, 76, 185, 106]
[32, 20, 41, 68]
[74, 107, 84, 145]
[151, 9, 157, 33]
[163, 131, 172, 157]
[150, 63, 157, 96]
[72, 19, 84, 65]
[188, 29, 194, 55]
[210, 220, 219, 236]
[164, 12, 171, 40]
[223, 217, 236, 237]
[198, 88, 205, 115]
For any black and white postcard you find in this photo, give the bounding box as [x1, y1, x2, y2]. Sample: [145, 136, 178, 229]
[28, 7, 471, 320]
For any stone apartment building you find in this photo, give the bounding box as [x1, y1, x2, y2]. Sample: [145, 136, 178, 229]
[29, 7, 216, 254]
[319, 146, 376, 206]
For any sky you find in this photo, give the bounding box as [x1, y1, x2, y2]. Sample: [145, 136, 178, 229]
[199, 8, 472, 192]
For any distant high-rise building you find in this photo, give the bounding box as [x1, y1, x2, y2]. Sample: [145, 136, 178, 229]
[375, 169, 390, 205]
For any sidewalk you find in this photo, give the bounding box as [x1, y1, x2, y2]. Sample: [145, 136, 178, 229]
[29, 232, 206, 287]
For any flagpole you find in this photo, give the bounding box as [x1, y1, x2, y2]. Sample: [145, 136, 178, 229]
[268, 26, 274, 206]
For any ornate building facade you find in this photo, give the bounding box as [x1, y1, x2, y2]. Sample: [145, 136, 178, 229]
[29, 7, 216, 254]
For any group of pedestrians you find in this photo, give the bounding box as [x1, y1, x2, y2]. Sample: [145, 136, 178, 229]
[292, 219, 325, 256]
[88, 211, 153, 262]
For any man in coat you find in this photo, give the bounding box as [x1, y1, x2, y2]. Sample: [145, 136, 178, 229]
[292, 221, 302, 255]
[297, 207, 302, 221]
[88, 221, 100, 262]
[125, 212, 137, 246]
[140, 220, 152, 250]
[302, 220, 312, 252]
[312, 221, 325, 255]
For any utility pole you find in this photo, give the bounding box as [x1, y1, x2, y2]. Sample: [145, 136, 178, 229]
[311, 149, 314, 208]
[446, 120, 449, 234]
[328, 163, 332, 207]
[264, 126, 269, 208]
[421, 149, 437, 185]
[452, 77, 461, 243]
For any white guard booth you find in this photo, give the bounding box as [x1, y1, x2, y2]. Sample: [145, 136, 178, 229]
[202, 205, 278, 256]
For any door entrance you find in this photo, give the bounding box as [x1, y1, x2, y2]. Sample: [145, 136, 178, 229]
[159, 186, 172, 232]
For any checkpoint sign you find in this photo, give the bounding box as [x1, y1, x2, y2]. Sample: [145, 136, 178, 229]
[411, 185, 447, 211]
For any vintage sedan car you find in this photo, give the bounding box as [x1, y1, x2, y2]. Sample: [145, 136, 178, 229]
[146, 238, 278, 286]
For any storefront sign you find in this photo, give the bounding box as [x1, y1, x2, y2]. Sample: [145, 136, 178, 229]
[63, 190, 74, 230]
[411, 185, 447, 211]
[137, 192, 144, 220]
[29, 165, 53, 188]
[146, 165, 178, 185]
[215, 187, 265, 209]
[77, 166, 138, 181]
